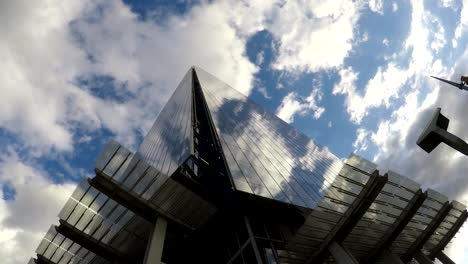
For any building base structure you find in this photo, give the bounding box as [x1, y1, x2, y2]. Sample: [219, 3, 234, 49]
[29, 67, 466, 264]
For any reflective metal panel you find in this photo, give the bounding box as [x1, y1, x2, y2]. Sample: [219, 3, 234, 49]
[422, 201, 467, 255]
[343, 170, 421, 259]
[35, 225, 109, 264]
[391, 189, 448, 256]
[137, 70, 193, 177]
[95, 141, 217, 229]
[57, 179, 148, 256]
[194, 66, 343, 209]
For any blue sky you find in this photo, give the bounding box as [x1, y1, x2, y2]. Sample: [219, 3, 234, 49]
[1, 0, 468, 263]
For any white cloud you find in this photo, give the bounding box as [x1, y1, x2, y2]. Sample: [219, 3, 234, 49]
[276, 93, 307, 123]
[361, 31, 370, 42]
[276, 86, 325, 123]
[336, 0, 451, 124]
[0, 0, 261, 155]
[382, 38, 389, 46]
[392, 2, 399, 12]
[334, 64, 409, 123]
[428, 16, 446, 53]
[307, 87, 326, 119]
[353, 128, 371, 152]
[454, 0, 468, 44]
[441, 0, 458, 10]
[369, 0, 384, 15]
[256, 50, 265, 66]
[257, 86, 272, 99]
[447, 224, 468, 263]
[328, 121, 333, 128]
[0, 150, 75, 264]
[265, 0, 363, 72]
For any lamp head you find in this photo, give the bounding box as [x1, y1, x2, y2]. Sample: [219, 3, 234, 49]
[417, 108, 449, 153]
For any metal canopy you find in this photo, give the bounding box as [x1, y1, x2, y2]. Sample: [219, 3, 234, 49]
[363, 189, 427, 263]
[401, 200, 451, 262]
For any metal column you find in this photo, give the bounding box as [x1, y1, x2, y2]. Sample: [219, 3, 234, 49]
[244, 216, 264, 264]
[144, 217, 168, 264]
[414, 250, 433, 264]
[328, 241, 359, 264]
[436, 251, 456, 264]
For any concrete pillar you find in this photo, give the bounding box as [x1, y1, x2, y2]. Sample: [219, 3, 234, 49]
[144, 217, 167, 264]
[380, 249, 404, 264]
[328, 241, 359, 264]
[436, 251, 456, 264]
[414, 250, 433, 264]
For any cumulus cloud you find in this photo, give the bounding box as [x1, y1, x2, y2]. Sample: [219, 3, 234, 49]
[0, 0, 260, 155]
[453, 0, 468, 47]
[382, 38, 389, 46]
[276, 93, 308, 123]
[257, 86, 272, 99]
[334, 64, 409, 123]
[336, 0, 451, 124]
[353, 128, 371, 152]
[368, 0, 384, 15]
[268, 1, 363, 72]
[0, 150, 75, 264]
[276, 86, 325, 123]
[440, 0, 458, 10]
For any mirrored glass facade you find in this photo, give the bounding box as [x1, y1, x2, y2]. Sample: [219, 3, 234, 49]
[137, 70, 193, 177]
[195, 66, 343, 209]
[30, 67, 467, 264]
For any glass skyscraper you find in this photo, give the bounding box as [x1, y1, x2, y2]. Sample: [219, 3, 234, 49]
[30, 67, 466, 264]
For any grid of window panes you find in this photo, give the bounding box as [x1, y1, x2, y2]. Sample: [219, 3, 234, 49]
[342, 170, 421, 260]
[94, 141, 217, 229]
[137, 69, 193, 177]
[35, 226, 109, 264]
[390, 189, 448, 256]
[94, 140, 169, 201]
[194, 67, 343, 209]
[422, 200, 466, 255]
[57, 179, 150, 256]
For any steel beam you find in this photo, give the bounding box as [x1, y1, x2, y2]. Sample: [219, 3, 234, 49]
[244, 216, 264, 264]
[401, 202, 451, 262]
[436, 251, 456, 264]
[89, 174, 192, 230]
[429, 210, 468, 259]
[414, 250, 433, 264]
[55, 221, 135, 263]
[328, 241, 359, 264]
[364, 190, 427, 263]
[307, 171, 388, 263]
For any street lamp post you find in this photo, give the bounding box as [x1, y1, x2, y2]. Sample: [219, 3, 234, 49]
[417, 108, 468, 155]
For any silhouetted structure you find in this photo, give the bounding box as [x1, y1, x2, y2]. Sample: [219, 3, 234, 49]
[29, 67, 466, 264]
